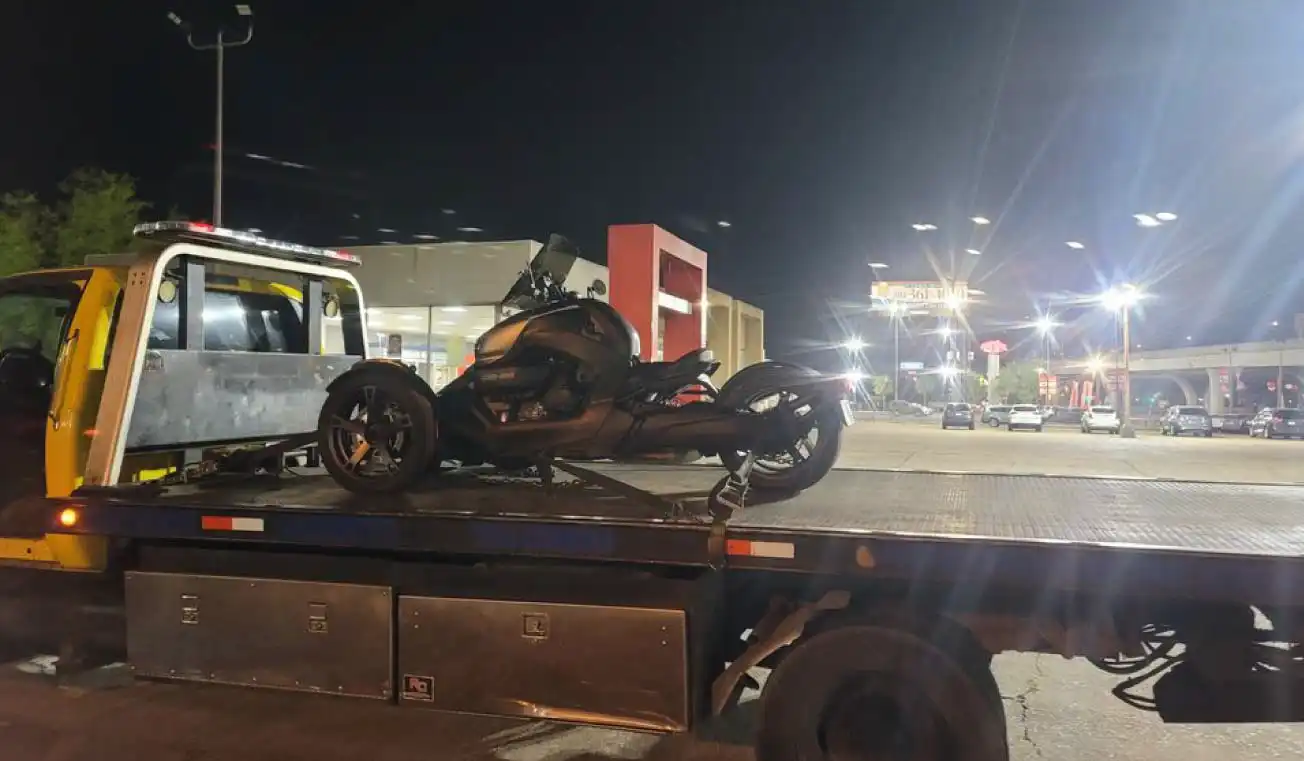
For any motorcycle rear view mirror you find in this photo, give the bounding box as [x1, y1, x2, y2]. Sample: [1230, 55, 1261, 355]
[590, 279, 607, 296]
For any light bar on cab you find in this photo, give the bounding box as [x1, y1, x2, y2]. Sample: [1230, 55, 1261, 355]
[132, 221, 361, 267]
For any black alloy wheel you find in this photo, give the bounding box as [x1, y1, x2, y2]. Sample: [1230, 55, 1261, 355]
[318, 371, 437, 494]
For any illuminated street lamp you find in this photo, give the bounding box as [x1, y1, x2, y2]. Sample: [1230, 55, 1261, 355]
[843, 337, 866, 353]
[911, 223, 938, 231]
[965, 248, 982, 256]
[1085, 355, 1105, 375]
[1135, 211, 1178, 227]
[1099, 284, 1144, 437]
[167, 4, 256, 226]
[1034, 315, 1058, 404]
[970, 216, 991, 226]
[938, 326, 954, 340]
[844, 368, 866, 384]
[868, 262, 889, 269]
[1065, 241, 1085, 250]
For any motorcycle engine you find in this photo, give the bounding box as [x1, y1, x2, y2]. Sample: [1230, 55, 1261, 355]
[485, 369, 583, 423]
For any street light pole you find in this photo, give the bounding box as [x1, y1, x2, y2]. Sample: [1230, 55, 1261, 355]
[893, 311, 900, 402]
[1121, 305, 1133, 436]
[168, 6, 255, 227]
[1099, 285, 1141, 437]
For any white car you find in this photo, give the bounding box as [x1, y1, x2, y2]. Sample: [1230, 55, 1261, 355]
[1007, 404, 1043, 432]
[1081, 405, 1121, 434]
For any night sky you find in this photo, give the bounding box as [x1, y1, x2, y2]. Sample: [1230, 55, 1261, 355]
[9, 0, 1304, 372]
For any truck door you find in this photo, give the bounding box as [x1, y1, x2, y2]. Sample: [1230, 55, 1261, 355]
[0, 269, 92, 534]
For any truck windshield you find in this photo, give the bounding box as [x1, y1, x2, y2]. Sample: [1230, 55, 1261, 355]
[0, 272, 85, 364]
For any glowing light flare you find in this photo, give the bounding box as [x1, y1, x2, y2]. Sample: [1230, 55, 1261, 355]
[843, 337, 866, 352]
[1099, 284, 1143, 312]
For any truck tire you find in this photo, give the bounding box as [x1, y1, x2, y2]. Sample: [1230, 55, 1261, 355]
[755, 622, 1008, 761]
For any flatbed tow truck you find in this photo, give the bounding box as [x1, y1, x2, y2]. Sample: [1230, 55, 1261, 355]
[1, 222, 1303, 761]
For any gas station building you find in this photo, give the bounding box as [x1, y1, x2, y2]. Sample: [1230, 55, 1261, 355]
[332, 223, 764, 389]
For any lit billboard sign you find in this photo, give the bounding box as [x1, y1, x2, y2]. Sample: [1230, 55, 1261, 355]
[871, 280, 968, 306]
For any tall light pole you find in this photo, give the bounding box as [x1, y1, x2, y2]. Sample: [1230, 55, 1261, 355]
[1100, 285, 1143, 437]
[868, 261, 901, 402]
[1035, 315, 1057, 405]
[168, 5, 255, 227]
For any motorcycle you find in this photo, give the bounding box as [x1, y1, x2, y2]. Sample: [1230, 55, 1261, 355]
[316, 234, 853, 500]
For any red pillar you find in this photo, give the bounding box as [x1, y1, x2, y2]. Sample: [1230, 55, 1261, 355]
[607, 224, 707, 361]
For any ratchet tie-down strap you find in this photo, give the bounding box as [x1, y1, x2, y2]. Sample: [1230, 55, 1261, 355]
[707, 518, 729, 568]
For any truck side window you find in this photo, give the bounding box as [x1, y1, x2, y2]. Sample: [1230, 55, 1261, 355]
[146, 290, 305, 353]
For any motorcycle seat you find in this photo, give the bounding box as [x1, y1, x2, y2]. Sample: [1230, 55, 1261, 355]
[633, 348, 719, 381]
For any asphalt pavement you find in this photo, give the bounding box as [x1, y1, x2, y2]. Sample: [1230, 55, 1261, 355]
[2, 423, 1302, 760]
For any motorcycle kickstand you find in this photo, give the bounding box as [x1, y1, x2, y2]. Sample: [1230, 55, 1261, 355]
[708, 451, 756, 521]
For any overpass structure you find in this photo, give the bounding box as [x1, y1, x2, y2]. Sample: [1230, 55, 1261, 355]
[1048, 340, 1304, 412]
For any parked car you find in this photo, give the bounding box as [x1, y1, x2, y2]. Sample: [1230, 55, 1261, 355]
[982, 404, 1011, 427]
[941, 402, 975, 430]
[1080, 405, 1121, 434]
[1160, 405, 1213, 437]
[1007, 404, 1043, 432]
[1212, 412, 1251, 434]
[888, 400, 933, 417]
[1249, 408, 1304, 439]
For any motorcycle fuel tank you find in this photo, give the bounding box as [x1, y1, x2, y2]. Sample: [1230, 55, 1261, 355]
[475, 301, 640, 366]
[475, 312, 529, 364]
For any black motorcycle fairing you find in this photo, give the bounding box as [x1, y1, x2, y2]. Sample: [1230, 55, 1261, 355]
[474, 312, 530, 365]
[439, 294, 643, 460]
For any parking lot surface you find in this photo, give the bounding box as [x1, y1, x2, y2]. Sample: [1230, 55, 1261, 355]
[2, 423, 1301, 761]
[841, 416, 1304, 483]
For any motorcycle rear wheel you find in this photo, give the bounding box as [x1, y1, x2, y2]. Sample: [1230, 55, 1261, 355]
[318, 370, 437, 494]
[719, 363, 844, 494]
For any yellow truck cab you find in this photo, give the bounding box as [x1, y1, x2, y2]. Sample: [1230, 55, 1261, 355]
[0, 221, 368, 570]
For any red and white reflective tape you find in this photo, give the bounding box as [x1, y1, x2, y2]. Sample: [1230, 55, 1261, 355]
[725, 539, 795, 560]
[200, 515, 265, 533]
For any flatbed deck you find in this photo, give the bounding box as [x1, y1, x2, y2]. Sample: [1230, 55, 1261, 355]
[58, 465, 1304, 605]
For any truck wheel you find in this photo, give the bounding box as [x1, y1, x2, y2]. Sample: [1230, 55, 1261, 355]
[318, 369, 437, 494]
[755, 623, 1008, 761]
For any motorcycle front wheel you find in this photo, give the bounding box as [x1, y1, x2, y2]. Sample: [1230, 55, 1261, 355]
[318, 370, 437, 494]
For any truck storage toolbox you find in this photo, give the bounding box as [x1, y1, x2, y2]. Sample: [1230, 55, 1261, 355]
[125, 571, 393, 699]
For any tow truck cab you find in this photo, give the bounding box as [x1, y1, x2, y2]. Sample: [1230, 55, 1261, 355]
[0, 222, 369, 570]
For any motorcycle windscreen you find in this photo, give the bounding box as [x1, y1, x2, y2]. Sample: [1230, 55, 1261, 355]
[500, 233, 580, 311]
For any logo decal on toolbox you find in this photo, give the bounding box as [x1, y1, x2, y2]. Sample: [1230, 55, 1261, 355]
[200, 515, 265, 532]
[401, 674, 434, 702]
